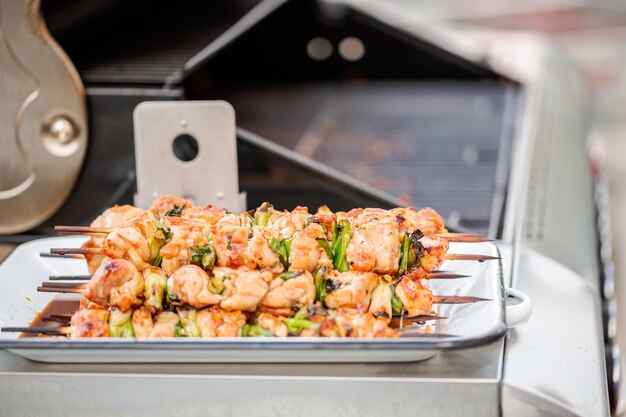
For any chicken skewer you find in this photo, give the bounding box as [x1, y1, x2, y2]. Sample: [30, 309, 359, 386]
[50, 198, 492, 275]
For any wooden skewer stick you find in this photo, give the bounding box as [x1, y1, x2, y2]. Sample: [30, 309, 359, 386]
[445, 254, 500, 262]
[46, 272, 471, 282]
[425, 272, 470, 279]
[433, 295, 491, 304]
[50, 248, 105, 256]
[49, 275, 92, 281]
[41, 282, 87, 289]
[436, 234, 492, 243]
[40, 252, 85, 260]
[37, 286, 84, 294]
[36, 283, 489, 306]
[55, 226, 111, 234]
[1, 326, 71, 335]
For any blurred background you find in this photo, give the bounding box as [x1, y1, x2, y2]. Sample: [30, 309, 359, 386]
[1, 0, 625, 415]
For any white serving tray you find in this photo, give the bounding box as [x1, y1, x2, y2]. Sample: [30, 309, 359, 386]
[0, 236, 507, 363]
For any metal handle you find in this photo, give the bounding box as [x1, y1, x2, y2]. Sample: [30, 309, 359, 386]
[505, 287, 532, 328]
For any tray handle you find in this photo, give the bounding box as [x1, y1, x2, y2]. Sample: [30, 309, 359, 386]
[505, 288, 532, 328]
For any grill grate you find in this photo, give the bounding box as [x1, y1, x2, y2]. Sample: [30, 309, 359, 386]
[226, 81, 516, 236]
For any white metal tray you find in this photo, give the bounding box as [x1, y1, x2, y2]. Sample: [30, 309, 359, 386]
[0, 237, 507, 363]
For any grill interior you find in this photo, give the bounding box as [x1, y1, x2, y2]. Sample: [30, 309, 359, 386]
[35, 0, 518, 239]
[228, 81, 516, 236]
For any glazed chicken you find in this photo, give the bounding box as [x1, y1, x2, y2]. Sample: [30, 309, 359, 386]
[70, 308, 110, 339]
[257, 313, 288, 337]
[219, 267, 272, 312]
[167, 264, 223, 308]
[132, 307, 180, 338]
[82, 205, 144, 274]
[288, 223, 332, 273]
[394, 277, 434, 317]
[324, 271, 379, 309]
[260, 271, 316, 316]
[197, 306, 247, 337]
[319, 306, 399, 338]
[45, 197, 472, 340]
[81, 259, 143, 312]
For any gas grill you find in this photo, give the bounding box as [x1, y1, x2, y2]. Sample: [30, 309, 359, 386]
[0, 0, 613, 415]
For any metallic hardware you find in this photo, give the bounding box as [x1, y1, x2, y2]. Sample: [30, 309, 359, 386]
[0, 0, 87, 234]
[133, 101, 245, 212]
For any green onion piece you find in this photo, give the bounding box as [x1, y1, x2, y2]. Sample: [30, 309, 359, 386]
[332, 220, 352, 272]
[270, 237, 292, 269]
[144, 270, 167, 312]
[148, 222, 171, 266]
[283, 318, 319, 336]
[190, 245, 216, 271]
[174, 321, 184, 337]
[164, 205, 185, 217]
[108, 308, 134, 338]
[369, 280, 393, 318]
[314, 267, 328, 307]
[399, 233, 410, 275]
[242, 324, 273, 337]
[277, 271, 304, 280]
[254, 202, 274, 227]
[316, 238, 333, 258]
[391, 293, 403, 316]
[208, 276, 225, 294]
[177, 307, 200, 337]
[165, 284, 176, 304]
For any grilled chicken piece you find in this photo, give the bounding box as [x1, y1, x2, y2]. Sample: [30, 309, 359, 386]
[324, 271, 379, 309]
[181, 205, 227, 236]
[82, 259, 144, 312]
[391, 207, 447, 236]
[197, 306, 247, 337]
[257, 313, 288, 337]
[103, 227, 151, 271]
[150, 195, 195, 217]
[82, 205, 144, 274]
[288, 224, 332, 273]
[70, 309, 110, 338]
[131, 306, 153, 338]
[167, 265, 222, 308]
[417, 236, 449, 273]
[220, 267, 271, 312]
[246, 225, 283, 273]
[260, 271, 316, 316]
[148, 312, 180, 338]
[122, 210, 159, 240]
[320, 306, 399, 338]
[160, 216, 210, 276]
[346, 218, 402, 275]
[213, 212, 253, 268]
[394, 277, 433, 317]
[265, 206, 310, 241]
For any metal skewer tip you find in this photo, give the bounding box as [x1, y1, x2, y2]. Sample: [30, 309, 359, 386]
[445, 254, 500, 262]
[433, 295, 491, 304]
[425, 272, 471, 279]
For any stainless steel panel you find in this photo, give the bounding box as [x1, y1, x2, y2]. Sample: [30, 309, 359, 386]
[0, 339, 502, 417]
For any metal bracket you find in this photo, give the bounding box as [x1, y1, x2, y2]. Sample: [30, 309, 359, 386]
[133, 101, 246, 212]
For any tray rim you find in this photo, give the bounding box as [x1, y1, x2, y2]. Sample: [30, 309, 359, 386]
[0, 237, 507, 353]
